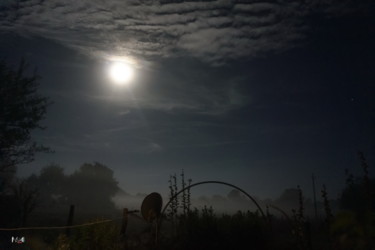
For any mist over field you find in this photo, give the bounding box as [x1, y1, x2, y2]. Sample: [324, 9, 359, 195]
[111, 186, 338, 218]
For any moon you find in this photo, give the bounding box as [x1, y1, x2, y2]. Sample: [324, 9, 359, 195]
[109, 62, 134, 85]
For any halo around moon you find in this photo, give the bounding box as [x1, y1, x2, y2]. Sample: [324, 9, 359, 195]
[109, 61, 134, 85]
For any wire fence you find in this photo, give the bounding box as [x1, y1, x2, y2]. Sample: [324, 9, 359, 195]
[0, 217, 123, 231]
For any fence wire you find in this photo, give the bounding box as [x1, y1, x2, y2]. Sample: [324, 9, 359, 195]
[0, 216, 124, 231]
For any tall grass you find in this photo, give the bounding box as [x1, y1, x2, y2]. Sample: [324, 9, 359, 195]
[23, 155, 374, 249]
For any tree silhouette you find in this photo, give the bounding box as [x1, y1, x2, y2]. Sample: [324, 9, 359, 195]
[0, 178, 39, 227]
[0, 59, 50, 189]
[19, 163, 120, 215]
[11, 179, 39, 226]
[26, 164, 68, 209]
[66, 162, 119, 213]
[340, 154, 374, 214]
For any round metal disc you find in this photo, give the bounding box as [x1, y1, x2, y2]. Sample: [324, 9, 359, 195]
[141, 192, 163, 222]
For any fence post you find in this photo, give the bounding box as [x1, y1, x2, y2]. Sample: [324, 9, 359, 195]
[65, 205, 75, 236]
[121, 208, 129, 236]
[120, 208, 129, 249]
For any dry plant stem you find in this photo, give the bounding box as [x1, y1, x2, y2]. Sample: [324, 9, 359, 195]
[321, 184, 333, 224]
[159, 180, 267, 230]
[358, 152, 371, 209]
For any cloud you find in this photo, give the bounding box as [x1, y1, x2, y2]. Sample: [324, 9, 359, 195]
[118, 110, 131, 116]
[36, 125, 163, 154]
[146, 142, 163, 152]
[0, 0, 369, 65]
[57, 72, 249, 115]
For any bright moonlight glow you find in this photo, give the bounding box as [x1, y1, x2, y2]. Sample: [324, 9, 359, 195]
[109, 62, 134, 85]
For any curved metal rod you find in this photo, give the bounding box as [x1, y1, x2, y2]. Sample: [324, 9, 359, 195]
[158, 180, 266, 227]
[267, 204, 291, 222]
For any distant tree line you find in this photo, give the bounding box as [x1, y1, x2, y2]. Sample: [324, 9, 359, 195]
[0, 162, 121, 227]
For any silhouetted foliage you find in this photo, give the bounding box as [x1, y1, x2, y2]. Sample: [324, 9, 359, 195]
[66, 162, 119, 213]
[162, 207, 268, 250]
[0, 178, 39, 227]
[11, 179, 39, 226]
[26, 164, 68, 210]
[340, 153, 375, 214]
[167, 173, 179, 222]
[340, 178, 375, 213]
[22, 162, 120, 216]
[332, 153, 375, 249]
[66, 219, 121, 250]
[0, 59, 50, 190]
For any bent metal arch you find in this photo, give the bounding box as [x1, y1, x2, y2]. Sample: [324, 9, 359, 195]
[158, 180, 267, 226]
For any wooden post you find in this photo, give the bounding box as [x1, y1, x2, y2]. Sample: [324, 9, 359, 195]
[121, 208, 129, 249]
[121, 208, 129, 236]
[66, 205, 75, 236]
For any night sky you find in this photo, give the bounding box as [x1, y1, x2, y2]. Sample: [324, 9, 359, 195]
[0, 0, 374, 200]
